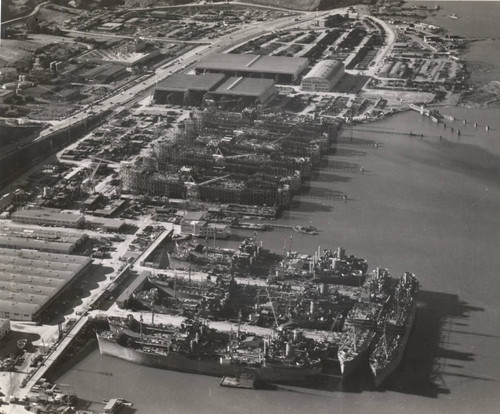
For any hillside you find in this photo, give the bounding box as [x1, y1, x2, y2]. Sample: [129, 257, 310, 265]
[241, 0, 360, 11]
[121, 0, 360, 11]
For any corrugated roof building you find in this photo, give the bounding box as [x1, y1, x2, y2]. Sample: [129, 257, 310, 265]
[154, 73, 226, 105]
[210, 77, 277, 106]
[195, 53, 309, 84]
[11, 209, 85, 229]
[0, 248, 92, 321]
[301, 60, 345, 92]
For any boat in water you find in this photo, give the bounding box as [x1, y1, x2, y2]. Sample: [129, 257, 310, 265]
[271, 246, 368, 286]
[293, 225, 319, 235]
[97, 318, 322, 382]
[337, 326, 376, 378]
[220, 330, 324, 382]
[231, 221, 270, 231]
[97, 318, 234, 377]
[369, 272, 419, 387]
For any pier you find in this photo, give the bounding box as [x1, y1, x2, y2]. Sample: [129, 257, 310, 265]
[21, 316, 90, 397]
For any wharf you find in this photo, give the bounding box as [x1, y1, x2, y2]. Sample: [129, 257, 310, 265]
[139, 228, 174, 266]
[22, 316, 89, 397]
[115, 269, 151, 308]
[102, 306, 339, 343]
[266, 223, 294, 229]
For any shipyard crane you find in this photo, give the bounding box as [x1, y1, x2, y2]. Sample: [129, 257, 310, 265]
[81, 160, 101, 194]
[213, 149, 257, 162]
[265, 287, 280, 329]
[89, 156, 120, 167]
[184, 174, 231, 200]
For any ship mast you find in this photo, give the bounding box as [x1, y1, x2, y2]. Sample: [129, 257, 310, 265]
[382, 319, 389, 359]
[353, 326, 357, 353]
[139, 313, 143, 340]
[266, 287, 279, 329]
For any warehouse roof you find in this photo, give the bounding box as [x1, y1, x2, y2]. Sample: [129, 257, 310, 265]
[212, 77, 275, 97]
[85, 216, 125, 231]
[0, 225, 86, 243]
[156, 73, 225, 92]
[195, 53, 308, 76]
[83, 64, 125, 79]
[12, 209, 84, 224]
[303, 60, 344, 82]
[0, 248, 91, 319]
[0, 236, 74, 254]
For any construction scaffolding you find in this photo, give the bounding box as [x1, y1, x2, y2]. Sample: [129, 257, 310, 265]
[119, 109, 340, 209]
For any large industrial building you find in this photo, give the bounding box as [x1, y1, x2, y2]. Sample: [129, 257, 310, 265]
[301, 60, 345, 92]
[11, 209, 85, 228]
[154, 73, 226, 105]
[0, 236, 81, 254]
[0, 248, 92, 321]
[154, 74, 277, 107]
[194, 53, 309, 84]
[82, 64, 127, 84]
[0, 224, 88, 254]
[209, 77, 277, 106]
[0, 224, 87, 254]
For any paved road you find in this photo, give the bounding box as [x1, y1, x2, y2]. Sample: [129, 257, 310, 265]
[2, 1, 48, 26]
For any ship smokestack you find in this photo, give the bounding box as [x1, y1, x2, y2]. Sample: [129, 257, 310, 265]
[310, 300, 317, 315]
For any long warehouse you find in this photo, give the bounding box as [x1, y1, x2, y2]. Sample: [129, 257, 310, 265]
[194, 53, 309, 84]
[0, 248, 92, 321]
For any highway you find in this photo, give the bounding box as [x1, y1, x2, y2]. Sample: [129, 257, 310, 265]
[35, 7, 349, 141]
[1, 1, 48, 26]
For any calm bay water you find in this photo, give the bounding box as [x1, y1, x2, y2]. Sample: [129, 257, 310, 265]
[57, 3, 500, 413]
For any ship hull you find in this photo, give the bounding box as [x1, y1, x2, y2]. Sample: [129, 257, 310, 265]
[338, 347, 370, 379]
[97, 332, 232, 377]
[338, 330, 375, 379]
[97, 333, 321, 381]
[314, 275, 365, 287]
[369, 305, 417, 387]
[148, 277, 202, 301]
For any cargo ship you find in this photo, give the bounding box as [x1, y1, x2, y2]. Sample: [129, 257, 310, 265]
[369, 273, 419, 387]
[271, 246, 368, 285]
[97, 318, 322, 382]
[337, 326, 376, 378]
[220, 330, 324, 382]
[147, 273, 232, 303]
[97, 319, 231, 377]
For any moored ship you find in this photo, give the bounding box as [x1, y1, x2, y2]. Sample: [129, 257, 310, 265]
[337, 326, 376, 378]
[369, 272, 419, 386]
[97, 318, 322, 382]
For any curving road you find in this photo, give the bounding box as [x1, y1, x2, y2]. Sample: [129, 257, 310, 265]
[2, 1, 48, 26]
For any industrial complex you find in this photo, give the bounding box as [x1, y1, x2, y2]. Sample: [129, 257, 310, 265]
[0, 0, 477, 409]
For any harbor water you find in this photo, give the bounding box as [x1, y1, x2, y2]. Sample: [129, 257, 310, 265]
[56, 2, 500, 413]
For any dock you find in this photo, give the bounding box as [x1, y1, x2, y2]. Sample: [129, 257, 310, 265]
[22, 316, 90, 397]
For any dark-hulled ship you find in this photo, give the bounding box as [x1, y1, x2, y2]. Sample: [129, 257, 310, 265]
[97, 317, 323, 382]
[369, 272, 419, 386]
